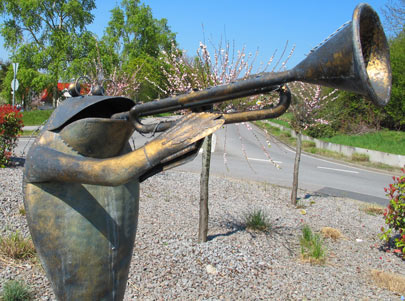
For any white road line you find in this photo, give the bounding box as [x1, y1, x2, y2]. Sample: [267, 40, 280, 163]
[317, 166, 359, 174]
[248, 157, 282, 164]
[277, 141, 389, 176]
[198, 134, 217, 153]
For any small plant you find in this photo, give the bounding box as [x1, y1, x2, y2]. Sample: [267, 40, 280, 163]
[302, 141, 316, 148]
[295, 199, 306, 209]
[243, 209, 271, 232]
[300, 224, 326, 264]
[380, 168, 405, 256]
[370, 269, 405, 296]
[360, 204, 385, 216]
[18, 206, 26, 216]
[0, 232, 36, 260]
[1, 280, 32, 301]
[0, 105, 24, 167]
[351, 152, 370, 162]
[320, 227, 343, 240]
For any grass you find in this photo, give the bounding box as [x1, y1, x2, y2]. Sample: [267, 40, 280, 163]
[20, 130, 39, 137]
[320, 227, 344, 240]
[22, 110, 53, 126]
[18, 206, 26, 216]
[1, 280, 32, 301]
[320, 130, 405, 156]
[269, 118, 291, 129]
[255, 121, 296, 146]
[360, 203, 385, 216]
[370, 269, 405, 296]
[0, 232, 36, 261]
[351, 152, 370, 162]
[300, 225, 326, 264]
[254, 120, 402, 172]
[243, 209, 271, 232]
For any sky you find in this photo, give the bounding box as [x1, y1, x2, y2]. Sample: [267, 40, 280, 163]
[0, 0, 389, 71]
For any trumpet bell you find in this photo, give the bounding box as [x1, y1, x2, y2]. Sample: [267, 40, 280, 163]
[293, 3, 391, 107]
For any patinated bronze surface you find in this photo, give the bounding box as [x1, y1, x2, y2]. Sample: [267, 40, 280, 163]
[23, 96, 224, 300]
[23, 3, 391, 301]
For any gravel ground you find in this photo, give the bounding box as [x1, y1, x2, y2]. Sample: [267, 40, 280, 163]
[0, 165, 404, 300]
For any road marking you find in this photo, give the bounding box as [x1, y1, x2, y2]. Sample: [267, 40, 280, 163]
[198, 134, 217, 153]
[317, 166, 359, 174]
[278, 143, 389, 176]
[248, 157, 282, 164]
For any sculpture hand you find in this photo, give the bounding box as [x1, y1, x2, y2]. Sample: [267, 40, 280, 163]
[157, 112, 224, 152]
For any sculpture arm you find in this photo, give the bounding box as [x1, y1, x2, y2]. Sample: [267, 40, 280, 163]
[25, 113, 224, 186]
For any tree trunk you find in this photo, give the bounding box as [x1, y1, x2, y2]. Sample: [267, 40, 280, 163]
[291, 131, 302, 205]
[198, 134, 212, 243]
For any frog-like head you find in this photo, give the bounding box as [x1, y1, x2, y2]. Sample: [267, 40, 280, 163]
[45, 95, 135, 158]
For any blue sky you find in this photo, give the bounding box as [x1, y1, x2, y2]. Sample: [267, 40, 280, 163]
[1, 0, 388, 70]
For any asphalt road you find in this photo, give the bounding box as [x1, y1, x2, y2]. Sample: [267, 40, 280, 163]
[168, 123, 391, 206]
[17, 121, 392, 205]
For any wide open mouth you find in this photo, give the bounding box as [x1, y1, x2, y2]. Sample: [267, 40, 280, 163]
[353, 3, 391, 106]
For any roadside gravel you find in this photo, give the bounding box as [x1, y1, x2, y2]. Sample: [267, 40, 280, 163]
[0, 166, 403, 300]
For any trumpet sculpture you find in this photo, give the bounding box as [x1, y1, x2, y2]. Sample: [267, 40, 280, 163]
[23, 3, 391, 300]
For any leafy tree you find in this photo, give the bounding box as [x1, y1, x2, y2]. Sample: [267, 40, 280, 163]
[382, 0, 405, 36]
[384, 30, 405, 129]
[0, 0, 96, 105]
[103, 0, 176, 100]
[0, 60, 10, 104]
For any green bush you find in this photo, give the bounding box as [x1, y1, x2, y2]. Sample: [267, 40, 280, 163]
[305, 123, 336, 138]
[380, 168, 405, 257]
[1, 280, 32, 301]
[0, 105, 23, 167]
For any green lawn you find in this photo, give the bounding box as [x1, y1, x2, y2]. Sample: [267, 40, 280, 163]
[22, 110, 53, 126]
[321, 130, 405, 156]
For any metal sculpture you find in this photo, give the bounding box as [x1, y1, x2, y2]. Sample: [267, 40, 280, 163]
[23, 4, 391, 300]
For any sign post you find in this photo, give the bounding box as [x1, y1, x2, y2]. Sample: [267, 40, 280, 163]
[12, 63, 19, 106]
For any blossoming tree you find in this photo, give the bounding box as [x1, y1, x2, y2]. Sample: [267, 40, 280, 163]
[288, 82, 337, 205]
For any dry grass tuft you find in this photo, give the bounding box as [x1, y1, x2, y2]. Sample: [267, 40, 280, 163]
[320, 227, 343, 240]
[19, 206, 26, 216]
[360, 204, 385, 216]
[0, 232, 36, 261]
[370, 269, 405, 295]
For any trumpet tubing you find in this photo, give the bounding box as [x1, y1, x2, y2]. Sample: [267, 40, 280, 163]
[112, 3, 391, 134]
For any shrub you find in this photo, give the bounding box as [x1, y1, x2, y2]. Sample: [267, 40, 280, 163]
[243, 209, 271, 232]
[380, 168, 405, 256]
[1, 280, 32, 301]
[300, 224, 326, 263]
[305, 123, 336, 138]
[0, 105, 23, 167]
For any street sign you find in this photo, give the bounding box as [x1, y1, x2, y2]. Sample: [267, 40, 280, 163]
[12, 62, 19, 74]
[11, 79, 19, 91]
